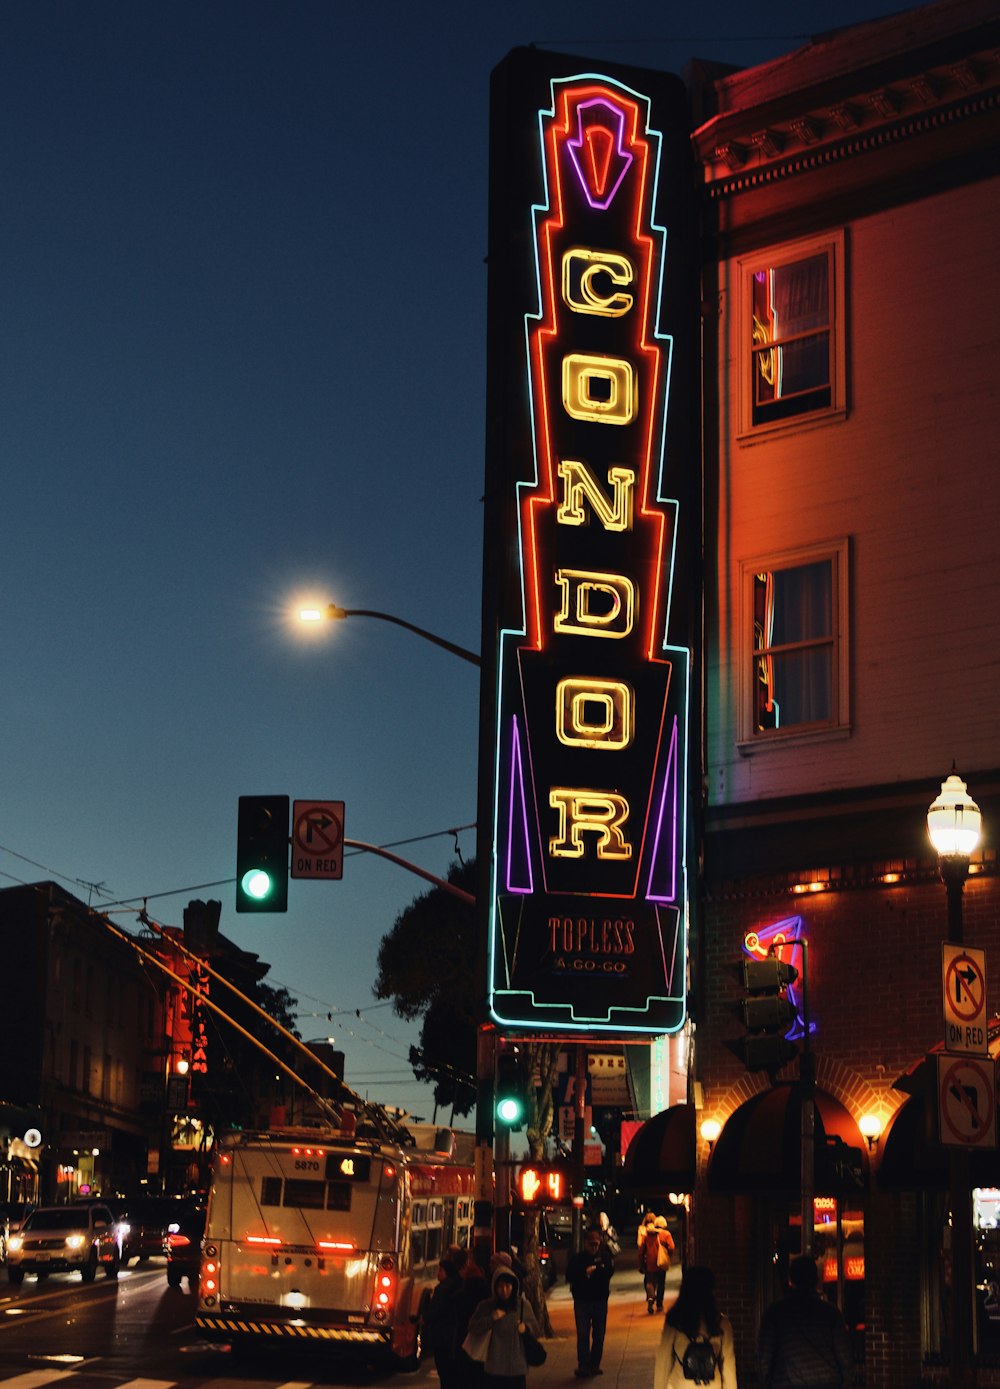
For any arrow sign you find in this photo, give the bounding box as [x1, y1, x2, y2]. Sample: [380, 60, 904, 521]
[942, 943, 987, 1055]
[291, 800, 345, 880]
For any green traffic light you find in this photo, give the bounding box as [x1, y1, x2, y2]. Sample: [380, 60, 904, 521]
[241, 868, 273, 901]
[496, 1095, 524, 1126]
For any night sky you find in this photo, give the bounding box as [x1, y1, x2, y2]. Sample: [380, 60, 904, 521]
[1, 0, 910, 1120]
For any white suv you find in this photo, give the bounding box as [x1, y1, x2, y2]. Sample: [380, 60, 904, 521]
[7, 1203, 121, 1284]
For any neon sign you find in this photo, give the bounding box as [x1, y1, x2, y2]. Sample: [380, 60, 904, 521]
[742, 916, 814, 1041]
[483, 53, 694, 1033]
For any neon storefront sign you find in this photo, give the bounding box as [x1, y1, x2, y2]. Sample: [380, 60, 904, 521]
[484, 55, 694, 1033]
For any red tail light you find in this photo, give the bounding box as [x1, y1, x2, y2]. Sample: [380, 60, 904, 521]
[167, 1233, 191, 1250]
[372, 1256, 397, 1321]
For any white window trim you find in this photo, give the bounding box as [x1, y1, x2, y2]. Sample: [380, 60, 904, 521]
[737, 537, 851, 750]
[737, 230, 847, 443]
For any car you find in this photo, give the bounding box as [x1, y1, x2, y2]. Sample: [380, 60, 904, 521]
[0, 1203, 34, 1263]
[164, 1201, 205, 1288]
[109, 1195, 184, 1264]
[6, 1203, 120, 1283]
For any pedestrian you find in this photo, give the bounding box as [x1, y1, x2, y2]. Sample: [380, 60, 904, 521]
[466, 1265, 543, 1389]
[654, 1265, 737, 1389]
[637, 1209, 658, 1248]
[566, 1226, 614, 1378]
[758, 1255, 852, 1389]
[642, 1215, 675, 1314]
[421, 1255, 467, 1389]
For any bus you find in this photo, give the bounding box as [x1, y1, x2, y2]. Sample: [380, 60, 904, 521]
[195, 1119, 475, 1367]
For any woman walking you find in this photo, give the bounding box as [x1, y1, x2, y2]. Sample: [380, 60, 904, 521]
[654, 1265, 738, 1388]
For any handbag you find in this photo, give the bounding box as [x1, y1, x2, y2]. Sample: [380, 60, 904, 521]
[520, 1297, 547, 1367]
[460, 1324, 492, 1364]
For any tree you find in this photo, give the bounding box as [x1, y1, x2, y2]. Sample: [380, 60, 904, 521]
[373, 857, 479, 1117]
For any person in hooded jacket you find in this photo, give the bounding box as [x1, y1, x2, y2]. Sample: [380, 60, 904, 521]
[466, 1265, 542, 1389]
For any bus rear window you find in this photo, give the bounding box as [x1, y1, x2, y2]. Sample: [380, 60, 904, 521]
[285, 1179, 325, 1209]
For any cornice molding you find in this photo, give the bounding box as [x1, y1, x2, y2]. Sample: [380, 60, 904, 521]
[695, 45, 1000, 200]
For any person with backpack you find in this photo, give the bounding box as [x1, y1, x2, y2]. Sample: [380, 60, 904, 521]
[654, 1265, 737, 1388]
[643, 1214, 675, 1313]
[758, 1254, 851, 1388]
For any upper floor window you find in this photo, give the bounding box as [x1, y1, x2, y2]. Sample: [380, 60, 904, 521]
[739, 539, 850, 745]
[739, 232, 846, 437]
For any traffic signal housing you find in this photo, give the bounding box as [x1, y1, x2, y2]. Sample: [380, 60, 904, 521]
[731, 955, 800, 1072]
[495, 1050, 529, 1130]
[515, 1163, 568, 1206]
[236, 795, 290, 913]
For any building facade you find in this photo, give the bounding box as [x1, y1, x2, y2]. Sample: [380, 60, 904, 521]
[687, 0, 1000, 1383]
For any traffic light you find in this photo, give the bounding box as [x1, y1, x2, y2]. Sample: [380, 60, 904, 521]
[236, 795, 290, 912]
[731, 955, 800, 1071]
[495, 1050, 529, 1129]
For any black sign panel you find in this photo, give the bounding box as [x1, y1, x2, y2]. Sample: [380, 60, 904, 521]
[479, 49, 698, 1035]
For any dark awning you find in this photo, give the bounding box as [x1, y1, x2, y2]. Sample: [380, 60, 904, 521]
[879, 1063, 1000, 1190]
[621, 1102, 696, 1193]
[707, 1083, 867, 1195]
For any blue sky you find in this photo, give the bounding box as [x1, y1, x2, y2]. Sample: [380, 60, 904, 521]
[1, 0, 910, 1120]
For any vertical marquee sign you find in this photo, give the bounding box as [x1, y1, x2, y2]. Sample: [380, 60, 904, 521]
[478, 50, 698, 1035]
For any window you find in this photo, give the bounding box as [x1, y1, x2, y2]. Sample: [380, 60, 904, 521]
[739, 540, 849, 745]
[739, 233, 845, 436]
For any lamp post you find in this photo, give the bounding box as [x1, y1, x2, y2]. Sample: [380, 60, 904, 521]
[299, 603, 481, 668]
[927, 768, 983, 1388]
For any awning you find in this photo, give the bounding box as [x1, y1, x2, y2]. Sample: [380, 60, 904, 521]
[880, 1059, 1000, 1190]
[707, 1083, 867, 1195]
[621, 1102, 696, 1193]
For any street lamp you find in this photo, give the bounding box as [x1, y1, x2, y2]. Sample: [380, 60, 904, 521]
[927, 769, 983, 944]
[928, 767, 983, 1388]
[298, 603, 480, 668]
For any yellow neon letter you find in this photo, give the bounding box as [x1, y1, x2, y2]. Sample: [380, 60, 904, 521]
[557, 460, 635, 532]
[548, 789, 633, 860]
[562, 248, 634, 317]
[556, 677, 634, 751]
[554, 569, 635, 639]
[562, 353, 637, 425]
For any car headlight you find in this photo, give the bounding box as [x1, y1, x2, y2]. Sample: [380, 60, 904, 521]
[66, 1235, 86, 1250]
[7, 1236, 22, 1253]
[118, 1222, 131, 1236]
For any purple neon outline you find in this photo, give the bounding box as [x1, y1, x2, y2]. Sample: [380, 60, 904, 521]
[505, 716, 534, 894]
[645, 717, 678, 903]
[567, 97, 633, 211]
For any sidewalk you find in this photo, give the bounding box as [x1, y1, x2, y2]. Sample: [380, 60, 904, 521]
[527, 1264, 679, 1388]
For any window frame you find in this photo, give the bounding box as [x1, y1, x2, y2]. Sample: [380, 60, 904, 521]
[737, 538, 851, 748]
[737, 231, 847, 440]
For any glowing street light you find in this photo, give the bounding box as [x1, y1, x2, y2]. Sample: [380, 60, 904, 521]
[928, 767, 983, 1388]
[298, 602, 480, 668]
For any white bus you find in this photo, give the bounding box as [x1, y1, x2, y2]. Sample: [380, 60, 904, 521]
[196, 1121, 475, 1367]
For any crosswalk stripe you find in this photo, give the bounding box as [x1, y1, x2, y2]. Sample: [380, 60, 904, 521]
[114, 1382, 177, 1389]
[0, 1374, 77, 1389]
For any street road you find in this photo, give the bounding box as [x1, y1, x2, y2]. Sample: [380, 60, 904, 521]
[0, 1263, 408, 1387]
